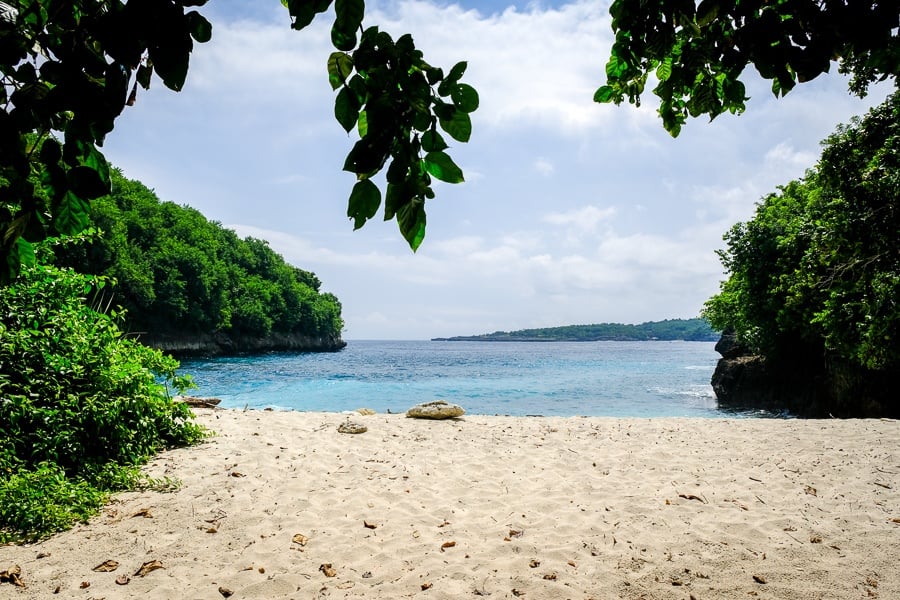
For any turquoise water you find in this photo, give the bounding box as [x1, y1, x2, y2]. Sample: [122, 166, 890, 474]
[177, 340, 774, 418]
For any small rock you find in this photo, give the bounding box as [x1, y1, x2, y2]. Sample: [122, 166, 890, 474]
[406, 400, 465, 419]
[338, 421, 368, 434]
[218, 586, 234, 598]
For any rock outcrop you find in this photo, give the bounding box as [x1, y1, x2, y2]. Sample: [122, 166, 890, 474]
[711, 333, 897, 418]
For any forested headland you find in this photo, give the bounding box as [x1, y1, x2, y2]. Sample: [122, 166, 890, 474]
[56, 170, 346, 355]
[433, 318, 718, 342]
[703, 92, 899, 418]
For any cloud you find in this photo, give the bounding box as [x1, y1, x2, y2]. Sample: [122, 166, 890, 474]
[543, 205, 617, 233]
[534, 158, 555, 176]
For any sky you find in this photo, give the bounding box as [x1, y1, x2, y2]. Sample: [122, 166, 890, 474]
[101, 0, 894, 340]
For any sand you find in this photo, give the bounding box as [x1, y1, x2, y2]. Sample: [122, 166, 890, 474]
[2, 410, 899, 599]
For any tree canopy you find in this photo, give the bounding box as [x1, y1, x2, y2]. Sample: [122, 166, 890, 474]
[595, 0, 899, 135]
[55, 169, 345, 347]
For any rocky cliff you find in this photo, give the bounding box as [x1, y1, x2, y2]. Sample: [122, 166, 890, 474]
[711, 331, 897, 417]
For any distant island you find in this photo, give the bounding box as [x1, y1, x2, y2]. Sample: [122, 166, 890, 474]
[432, 318, 719, 342]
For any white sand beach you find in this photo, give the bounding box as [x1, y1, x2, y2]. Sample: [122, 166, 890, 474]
[2, 410, 899, 599]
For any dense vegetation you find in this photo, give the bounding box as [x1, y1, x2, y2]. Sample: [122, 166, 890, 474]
[434, 318, 718, 342]
[703, 91, 899, 416]
[55, 169, 344, 352]
[0, 241, 206, 543]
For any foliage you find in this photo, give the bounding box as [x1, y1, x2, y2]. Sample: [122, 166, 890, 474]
[319, 20, 479, 250]
[0, 0, 476, 281]
[703, 91, 900, 373]
[0, 0, 213, 281]
[53, 169, 344, 342]
[596, 0, 900, 136]
[0, 252, 206, 542]
[435, 318, 718, 342]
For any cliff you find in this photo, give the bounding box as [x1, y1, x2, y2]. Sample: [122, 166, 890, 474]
[140, 331, 347, 357]
[711, 331, 897, 418]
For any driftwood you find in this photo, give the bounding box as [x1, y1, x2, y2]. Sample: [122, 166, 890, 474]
[175, 396, 222, 408]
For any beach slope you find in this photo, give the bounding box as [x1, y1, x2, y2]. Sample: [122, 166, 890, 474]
[2, 411, 899, 599]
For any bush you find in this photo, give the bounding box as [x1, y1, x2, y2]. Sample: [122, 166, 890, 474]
[0, 259, 206, 543]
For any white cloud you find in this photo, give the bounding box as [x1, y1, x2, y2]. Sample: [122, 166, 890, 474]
[534, 158, 555, 176]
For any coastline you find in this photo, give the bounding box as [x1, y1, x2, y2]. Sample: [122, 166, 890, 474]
[2, 410, 899, 599]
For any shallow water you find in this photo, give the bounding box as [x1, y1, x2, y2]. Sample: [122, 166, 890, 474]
[178, 340, 778, 417]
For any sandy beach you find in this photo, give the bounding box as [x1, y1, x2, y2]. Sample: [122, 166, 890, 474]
[2, 410, 899, 599]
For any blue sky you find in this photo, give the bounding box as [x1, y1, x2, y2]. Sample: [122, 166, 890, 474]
[102, 0, 893, 339]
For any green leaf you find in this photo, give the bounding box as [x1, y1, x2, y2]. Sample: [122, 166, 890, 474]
[438, 61, 468, 96]
[422, 151, 464, 184]
[696, 0, 719, 27]
[186, 11, 212, 43]
[450, 83, 479, 113]
[425, 67, 443, 85]
[397, 200, 426, 251]
[357, 110, 368, 137]
[446, 61, 467, 83]
[149, 40, 190, 92]
[332, 0, 364, 50]
[593, 85, 616, 103]
[347, 179, 381, 230]
[335, 0, 365, 31]
[656, 56, 673, 82]
[327, 52, 355, 90]
[421, 130, 447, 152]
[67, 166, 108, 199]
[383, 182, 405, 221]
[14, 237, 35, 269]
[287, 0, 333, 30]
[334, 87, 360, 132]
[439, 110, 472, 143]
[54, 191, 90, 235]
[331, 24, 357, 52]
[605, 52, 629, 79]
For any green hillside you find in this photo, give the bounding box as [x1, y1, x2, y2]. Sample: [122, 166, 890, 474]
[433, 318, 718, 342]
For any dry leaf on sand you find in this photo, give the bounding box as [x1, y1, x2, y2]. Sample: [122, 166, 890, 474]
[440, 541, 456, 552]
[92, 560, 119, 572]
[319, 563, 337, 577]
[0, 565, 25, 588]
[292, 533, 309, 546]
[134, 560, 164, 577]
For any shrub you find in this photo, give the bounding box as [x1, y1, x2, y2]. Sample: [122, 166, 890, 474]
[0, 259, 206, 543]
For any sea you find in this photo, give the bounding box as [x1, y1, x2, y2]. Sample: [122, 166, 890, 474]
[177, 340, 782, 418]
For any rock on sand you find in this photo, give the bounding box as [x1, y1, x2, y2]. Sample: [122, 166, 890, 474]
[406, 400, 465, 419]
